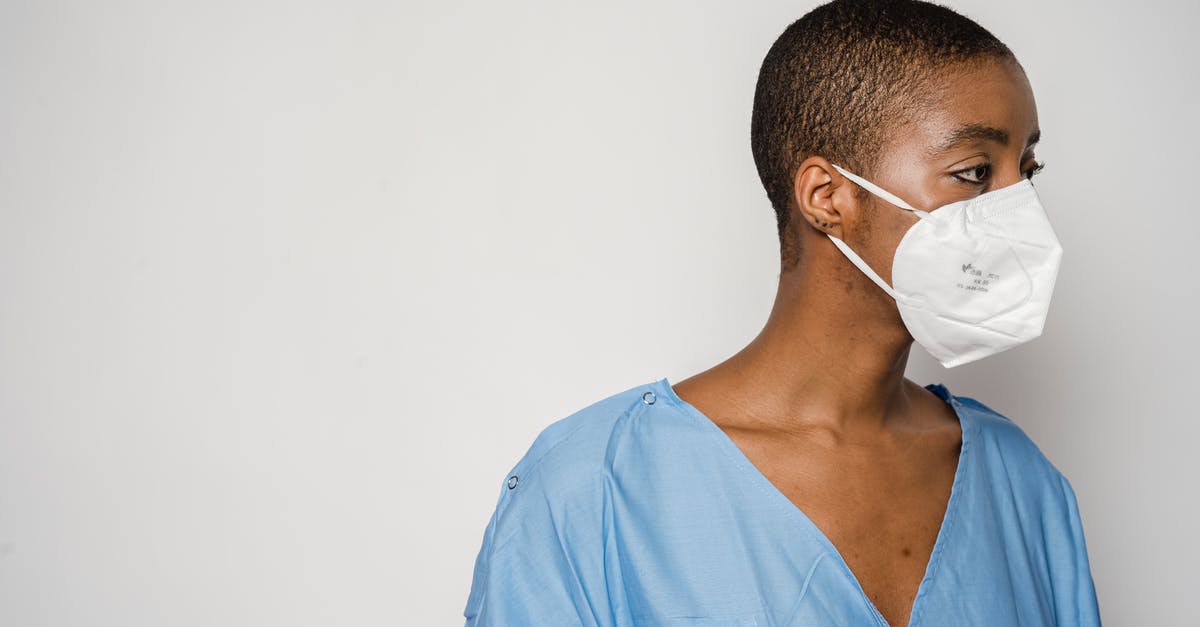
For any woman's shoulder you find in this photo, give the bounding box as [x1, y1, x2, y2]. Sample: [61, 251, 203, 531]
[931, 383, 1075, 501]
[485, 378, 694, 525]
[503, 381, 651, 487]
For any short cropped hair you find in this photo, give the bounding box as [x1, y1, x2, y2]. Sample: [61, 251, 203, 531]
[750, 0, 1016, 269]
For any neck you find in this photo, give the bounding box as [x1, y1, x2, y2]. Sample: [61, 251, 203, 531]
[697, 257, 917, 435]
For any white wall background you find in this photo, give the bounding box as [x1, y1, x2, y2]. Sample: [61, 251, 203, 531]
[1, 1, 1195, 625]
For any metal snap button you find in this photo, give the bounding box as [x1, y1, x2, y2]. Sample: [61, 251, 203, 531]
[507, 475, 519, 489]
[642, 391, 656, 405]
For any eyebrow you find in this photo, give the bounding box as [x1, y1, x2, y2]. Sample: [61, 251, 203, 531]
[927, 124, 1041, 155]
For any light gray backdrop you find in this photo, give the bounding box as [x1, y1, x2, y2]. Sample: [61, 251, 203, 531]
[1, 1, 1195, 625]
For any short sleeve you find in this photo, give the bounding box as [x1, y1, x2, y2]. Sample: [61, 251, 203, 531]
[462, 477, 599, 626]
[1050, 472, 1102, 626]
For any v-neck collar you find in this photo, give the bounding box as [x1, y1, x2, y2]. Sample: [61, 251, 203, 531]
[652, 377, 974, 627]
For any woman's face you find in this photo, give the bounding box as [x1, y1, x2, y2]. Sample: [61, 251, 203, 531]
[854, 57, 1043, 286]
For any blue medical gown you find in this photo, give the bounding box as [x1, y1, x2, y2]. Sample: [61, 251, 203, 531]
[463, 378, 1101, 626]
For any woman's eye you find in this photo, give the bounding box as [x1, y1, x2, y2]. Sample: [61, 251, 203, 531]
[952, 163, 991, 185]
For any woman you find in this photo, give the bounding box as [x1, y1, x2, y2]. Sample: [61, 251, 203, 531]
[464, 1, 1101, 624]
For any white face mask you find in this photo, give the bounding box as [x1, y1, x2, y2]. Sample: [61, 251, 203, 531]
[825, 163, 1063, 368]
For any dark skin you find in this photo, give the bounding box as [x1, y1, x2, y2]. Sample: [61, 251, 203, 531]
[672, 57, 1042, 627]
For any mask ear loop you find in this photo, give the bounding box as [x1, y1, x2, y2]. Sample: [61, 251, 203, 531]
[826, 234, 920, 305]
[825, 163, 930, 306]
[829, 163, 928, 217]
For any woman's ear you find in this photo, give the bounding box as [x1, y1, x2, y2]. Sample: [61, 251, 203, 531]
[792, 156, 853, 240]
